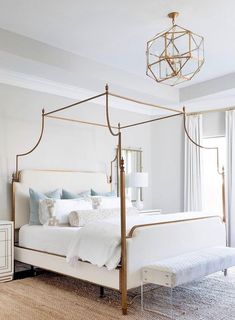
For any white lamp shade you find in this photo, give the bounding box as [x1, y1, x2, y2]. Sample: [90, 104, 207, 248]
[127, 172, 148, 188]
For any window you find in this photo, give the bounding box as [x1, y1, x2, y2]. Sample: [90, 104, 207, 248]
[201, 136, 225, 216]
[116, 148, 142, 201]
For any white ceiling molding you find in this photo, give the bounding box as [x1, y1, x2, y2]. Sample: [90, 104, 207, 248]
[0, 0, 234, 86]
[180, 73, 235, 103]
[0, 68, 163, 116]
[0, 68, 94, 100]
[0, 27, 179, 106]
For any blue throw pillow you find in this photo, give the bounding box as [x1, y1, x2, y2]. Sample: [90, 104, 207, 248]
[29, 188, 61, 225]
[62, 189, 91, 199]
[91, 189, 116, 197]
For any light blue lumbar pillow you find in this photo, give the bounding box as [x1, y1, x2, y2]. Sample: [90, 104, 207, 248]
[61, 189, 91, 199]
[29, 188, 61, 225]
[91, 189, 116, 197]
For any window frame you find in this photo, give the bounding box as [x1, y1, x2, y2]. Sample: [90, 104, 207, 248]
[115, 147, 143, 202]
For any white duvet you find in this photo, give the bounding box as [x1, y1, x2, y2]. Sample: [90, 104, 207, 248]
[66, 211, 214, 270]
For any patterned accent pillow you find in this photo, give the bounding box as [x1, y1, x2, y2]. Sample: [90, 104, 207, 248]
[39, 199, 92, 225]
[29, 188, 61, 225]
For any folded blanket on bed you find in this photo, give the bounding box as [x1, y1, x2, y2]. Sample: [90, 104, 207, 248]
[67, 221, 121, 270]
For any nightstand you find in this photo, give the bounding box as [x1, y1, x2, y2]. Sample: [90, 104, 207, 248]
[140, 209, 162, 215]
[0, 221, 14, 282]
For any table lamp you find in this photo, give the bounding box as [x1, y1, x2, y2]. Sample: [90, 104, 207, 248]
[127, 172, 148, 210]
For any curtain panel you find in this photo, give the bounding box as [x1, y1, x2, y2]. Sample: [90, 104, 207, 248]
[225, 110, 235, 246]
[184, 114, 203, 211]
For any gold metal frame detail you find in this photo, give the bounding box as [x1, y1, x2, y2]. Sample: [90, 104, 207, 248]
[12, 85, 226, 315]
[146, 12, 205, 86]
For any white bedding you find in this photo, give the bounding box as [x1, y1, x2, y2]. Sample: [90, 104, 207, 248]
[66, 211, 215, 270]
[19, 224, 81, 256]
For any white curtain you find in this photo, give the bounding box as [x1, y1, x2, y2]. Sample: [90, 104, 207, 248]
[184, 114, 202, 211]
[225, 110, 235, 246]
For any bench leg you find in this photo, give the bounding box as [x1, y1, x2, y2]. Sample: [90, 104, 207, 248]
[141, 282, 144, 311]
[141, 282, 174, 319]
[170, 287, 173, 320]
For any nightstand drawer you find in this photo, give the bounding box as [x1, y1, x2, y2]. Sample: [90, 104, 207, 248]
[0, 255, 12, 273]
[0, 225, 12, 241]
[0, 240, 12, 258]
[0, 221, 13, 281]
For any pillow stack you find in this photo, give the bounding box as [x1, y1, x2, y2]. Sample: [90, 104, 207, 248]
[28, 187, 132, 227]
[29, 188, 92, 226]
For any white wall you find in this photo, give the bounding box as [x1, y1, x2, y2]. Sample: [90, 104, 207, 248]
[202, 111, 225, 137]
[0, 83, 153, 221]
[151, 116, 184, 213]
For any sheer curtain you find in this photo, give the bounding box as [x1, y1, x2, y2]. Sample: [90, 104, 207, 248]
[225, 110, 235, 246]
[184, 114, 203, 211]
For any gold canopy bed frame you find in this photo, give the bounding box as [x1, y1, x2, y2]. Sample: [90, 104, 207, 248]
[12, 84, 226, 315]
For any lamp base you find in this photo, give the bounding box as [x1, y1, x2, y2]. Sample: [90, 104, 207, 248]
[135, 200, 144, 211]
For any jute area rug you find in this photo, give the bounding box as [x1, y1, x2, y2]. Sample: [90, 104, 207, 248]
[0, 271, 235, 320]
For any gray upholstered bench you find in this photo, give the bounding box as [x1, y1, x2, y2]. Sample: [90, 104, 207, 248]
[141, 246, 235, 318]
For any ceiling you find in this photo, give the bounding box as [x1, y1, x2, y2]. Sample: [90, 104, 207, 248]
[0, 0, 234, 87]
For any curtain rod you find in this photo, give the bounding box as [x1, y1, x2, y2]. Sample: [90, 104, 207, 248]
[186, 106, 235, 116]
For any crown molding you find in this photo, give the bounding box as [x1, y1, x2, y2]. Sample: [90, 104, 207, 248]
[0, 68, 95, 100]
[0, 68, 160, 115]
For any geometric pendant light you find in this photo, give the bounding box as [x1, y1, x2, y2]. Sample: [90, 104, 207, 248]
[146, 12, 205, 86]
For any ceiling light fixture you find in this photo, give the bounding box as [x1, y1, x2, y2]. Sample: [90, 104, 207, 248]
[146, 12, 205, 86]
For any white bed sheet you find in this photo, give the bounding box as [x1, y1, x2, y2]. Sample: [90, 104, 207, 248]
[19, 224, 81, 256]
[19, 211, 217, 260]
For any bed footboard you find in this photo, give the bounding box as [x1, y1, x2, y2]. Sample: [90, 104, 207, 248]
[126, 216, 226, 289]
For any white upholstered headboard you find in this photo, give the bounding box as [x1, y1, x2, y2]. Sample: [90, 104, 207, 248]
[13, 169, 110, 229]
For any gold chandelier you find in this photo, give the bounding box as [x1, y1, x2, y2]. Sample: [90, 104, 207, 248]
[146, 12, 205, 86]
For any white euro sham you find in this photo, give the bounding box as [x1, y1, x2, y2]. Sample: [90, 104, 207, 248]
[39, 199, 92, 225]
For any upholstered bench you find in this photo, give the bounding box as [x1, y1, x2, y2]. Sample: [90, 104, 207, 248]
[141, 246, 235, 318]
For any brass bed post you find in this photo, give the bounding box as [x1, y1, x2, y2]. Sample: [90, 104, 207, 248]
[118, 126, 127, 315]
[120, 156, 127, 315]
[105, 85, 127, 315]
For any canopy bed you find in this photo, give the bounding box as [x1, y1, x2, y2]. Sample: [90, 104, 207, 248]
[12, 85, 226, 315]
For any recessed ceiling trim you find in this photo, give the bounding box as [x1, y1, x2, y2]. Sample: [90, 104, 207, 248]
[0, 68, 158, 115]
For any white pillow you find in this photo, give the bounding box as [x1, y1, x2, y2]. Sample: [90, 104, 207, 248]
[39, 199, 92, 225]
[99, 196, 133, 209]
[69, 207, 139, 227]
[91, 196, 102, 209]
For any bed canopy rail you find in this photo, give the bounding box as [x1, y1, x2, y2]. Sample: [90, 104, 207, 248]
[12, 84, 226, 315]
[12, 84, 184, 183]
[13, 109, 45, 182]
